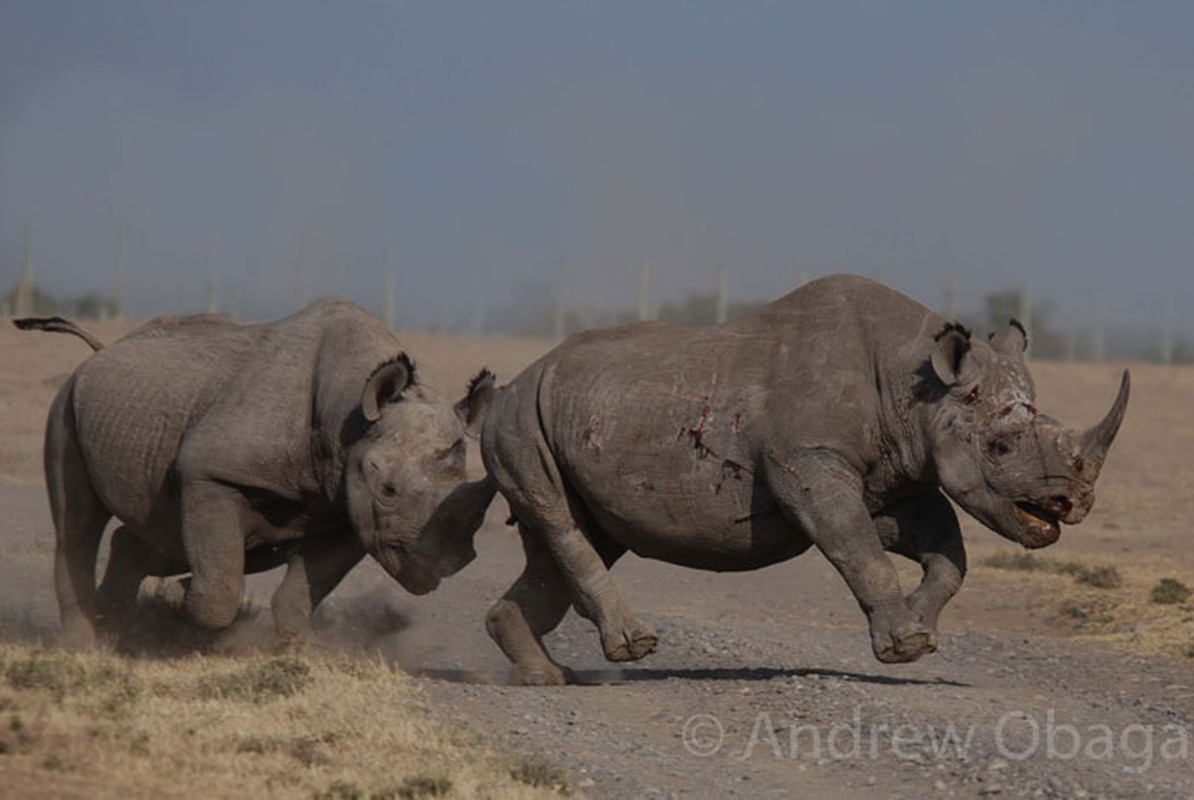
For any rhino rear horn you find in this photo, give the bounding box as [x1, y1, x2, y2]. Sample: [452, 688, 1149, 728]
[1080, 369, 1130, 470]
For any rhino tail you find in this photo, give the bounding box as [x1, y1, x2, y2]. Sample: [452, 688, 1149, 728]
[13, 316, 105, 352]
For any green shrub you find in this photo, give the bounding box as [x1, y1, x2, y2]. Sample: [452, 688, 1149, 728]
[510, 758, 571, 793]
[1151, 578, 1191, 605]
[1077, 566, 1123, 589]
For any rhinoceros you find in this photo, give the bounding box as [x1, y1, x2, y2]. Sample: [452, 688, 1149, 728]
[478, 275, 1130, 684]
[16, 299, 495, 650]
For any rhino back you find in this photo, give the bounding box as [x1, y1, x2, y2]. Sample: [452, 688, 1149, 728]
[496, 275, 944, 566]
[68, 300, 401, 528]
[70, 318, 263, 525]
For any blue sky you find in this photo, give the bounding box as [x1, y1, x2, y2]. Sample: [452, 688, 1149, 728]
[2, 1, 1192, 330]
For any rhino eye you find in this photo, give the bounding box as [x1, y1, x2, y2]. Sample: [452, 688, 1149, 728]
[988, 438, 1012, 457]
[436, 439, 465, 461]
[964, 385, 981, 404]
[382, 483, 398, 496]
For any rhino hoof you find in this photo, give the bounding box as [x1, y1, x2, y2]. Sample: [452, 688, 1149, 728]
[603, 626, 659, 663]
[136, 576, 186, 611]
[512, 664, 572, 686]
[874, 627, 937, 664]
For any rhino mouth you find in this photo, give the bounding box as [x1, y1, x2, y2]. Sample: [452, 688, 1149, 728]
[1014, 502, 1062, 547]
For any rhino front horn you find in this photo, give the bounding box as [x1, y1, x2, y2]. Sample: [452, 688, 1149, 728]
[1080, 369, 1130, 469]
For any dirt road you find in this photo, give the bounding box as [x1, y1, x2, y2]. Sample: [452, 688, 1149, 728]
[3, 481, 1190, 799]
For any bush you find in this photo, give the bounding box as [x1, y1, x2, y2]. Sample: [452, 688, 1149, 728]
[510, 758, 571, 793]
[1077, 566, 1123, 590]
[1151, 578, 1191, 605]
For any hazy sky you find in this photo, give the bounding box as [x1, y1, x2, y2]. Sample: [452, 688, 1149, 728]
[2, 1, 1192, 330]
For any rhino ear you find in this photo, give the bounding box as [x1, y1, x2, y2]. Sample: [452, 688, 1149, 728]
[931, 323, 975, 388]
[455, 368, 496, 438]
[362, 354, 415, 423]
[989, 319, 1028, 358]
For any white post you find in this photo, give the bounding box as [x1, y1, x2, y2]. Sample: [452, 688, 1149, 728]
[1018, 286, 1032, 358]
[553, 292, 565, 342]
[1160, 300, 1174, 365]
[943, 275, 958, 319]
[205, 251, 219, 315]
[14, 221, 33, 316]
[383, 246, 396, 330]
[114, 227, 127, 319]
[715, 264, 728, 324]
[637, 260, 651, 321]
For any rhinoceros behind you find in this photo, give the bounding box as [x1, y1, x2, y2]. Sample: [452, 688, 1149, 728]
[480, 275, 1129, 684]
[17, 299, 495, 650]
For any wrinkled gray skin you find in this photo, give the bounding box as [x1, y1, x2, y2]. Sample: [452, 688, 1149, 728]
[18, 300, 495, 651]
[481, 275, 1130, 684]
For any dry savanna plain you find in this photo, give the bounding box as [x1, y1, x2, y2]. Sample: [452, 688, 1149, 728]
[0, 315, 1191, 799]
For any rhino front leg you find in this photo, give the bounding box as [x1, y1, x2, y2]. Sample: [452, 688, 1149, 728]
[765, 450, 934, 664]
[486, 524, 577, 685]
[270, 535, 366, 652]
[876, 490, 967, 646]
[168, 477, 248, 630]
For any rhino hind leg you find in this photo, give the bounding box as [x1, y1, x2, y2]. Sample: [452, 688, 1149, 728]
[96, 526, 187, 632]
[521, 514, 657, 664]
[485, 398, 657, 671]
[45, 389, 111, 650]
[485, 524, 576, 685]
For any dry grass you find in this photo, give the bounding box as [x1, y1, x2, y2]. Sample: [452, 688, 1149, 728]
[0, 643, 568, 799]
[977, 549, 1194, 660]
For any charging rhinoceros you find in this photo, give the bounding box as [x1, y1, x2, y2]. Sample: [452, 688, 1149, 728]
[16, 299, 495, 650]
[479, 274, 1129, 684]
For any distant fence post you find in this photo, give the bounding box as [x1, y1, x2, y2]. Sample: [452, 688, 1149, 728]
[715, 265, 728, 324]
[14, 221, 33, 316]
[1018, 286, 1032, 358]
[205, 252, 219, 315]
[637, 261, 652, 321]
[114, 227, 127, 319]
[1159, 300, 1174, 364]
[943, 275, 958, 319]
[383, 246, 396, 330]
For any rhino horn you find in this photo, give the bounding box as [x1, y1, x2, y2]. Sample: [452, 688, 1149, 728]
[1080, 369, 1130, 470]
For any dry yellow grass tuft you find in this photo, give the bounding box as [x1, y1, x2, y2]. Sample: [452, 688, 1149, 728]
[976, 549, 1194, 661]
[0, 644, 569, 799]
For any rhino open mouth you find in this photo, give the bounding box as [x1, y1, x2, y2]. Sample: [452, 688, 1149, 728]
[1014, 502, 1062, 547]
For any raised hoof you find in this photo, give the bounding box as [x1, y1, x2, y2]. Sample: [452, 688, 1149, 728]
[511, 664, 573, 686]
[873, 625, 937, 664]
[136, 576, 186, 611]
[602, 626, 659, 663]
